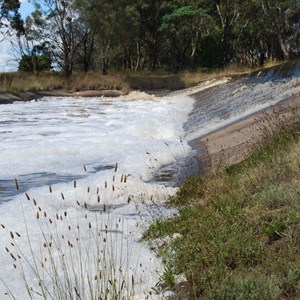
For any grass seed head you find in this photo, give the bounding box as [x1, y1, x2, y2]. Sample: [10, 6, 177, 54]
[14, 178, 19, 190]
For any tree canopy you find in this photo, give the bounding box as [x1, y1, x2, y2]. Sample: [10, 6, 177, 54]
[15, 0, 300, 75]
[0, 0, 23, 37]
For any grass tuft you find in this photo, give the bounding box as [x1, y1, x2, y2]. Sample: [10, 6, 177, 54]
[145, 126, 300, 298]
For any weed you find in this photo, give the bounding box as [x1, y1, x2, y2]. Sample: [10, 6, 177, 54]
[145, 128, 300, 299]
[0, 168, 155, 300]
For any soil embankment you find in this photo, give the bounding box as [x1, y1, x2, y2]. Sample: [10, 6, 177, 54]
[0, 89, 125, 104]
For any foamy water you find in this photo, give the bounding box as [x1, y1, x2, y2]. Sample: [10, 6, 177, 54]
[185, 73, 300, 140]
[0, 95, 194, 299]
[1, 65, 300, 299]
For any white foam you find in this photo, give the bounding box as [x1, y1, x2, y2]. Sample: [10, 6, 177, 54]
[0, 95, 194, 299]
[1, 71, 299, 298]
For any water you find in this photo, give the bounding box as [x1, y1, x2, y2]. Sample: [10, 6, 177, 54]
[0, 61, 300, 299]
[0, 95, 194, 299]
[184, 63, 300, 140]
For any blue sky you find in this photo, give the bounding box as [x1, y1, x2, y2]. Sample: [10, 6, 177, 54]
[0, 0, 35, 71]
[20, 0, 35, 18]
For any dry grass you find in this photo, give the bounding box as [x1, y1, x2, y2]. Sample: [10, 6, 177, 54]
[179, 59, 283, 87]
[0, 62, 281, 95]
[0, 71, 129, 94]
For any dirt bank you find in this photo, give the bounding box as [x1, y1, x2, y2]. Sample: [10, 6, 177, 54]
[0, 89, 126, 104]
[189, 95, 300, 175]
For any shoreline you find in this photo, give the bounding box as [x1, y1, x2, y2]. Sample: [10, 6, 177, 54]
[189, 94, 300, 175]
[0, 89, 127, 104]
[2, 80, 299, 182]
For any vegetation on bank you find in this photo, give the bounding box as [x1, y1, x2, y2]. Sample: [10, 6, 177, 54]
[144, 123, 300, 299]
[0, 71, 127, 94]
[1, 1, 300, 77]
[0, 61, 276, 95]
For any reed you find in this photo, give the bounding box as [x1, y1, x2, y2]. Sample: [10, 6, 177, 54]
[0, 168, 151, 300]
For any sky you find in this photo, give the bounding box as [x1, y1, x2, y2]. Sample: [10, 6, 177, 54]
[0, 0, 35, 72]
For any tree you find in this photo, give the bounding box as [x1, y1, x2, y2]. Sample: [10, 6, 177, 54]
[136, 0, 166, 70]
[28, 0, 91, 76]
[75, 0, 130, 74]
[0, 0, 23, 40]
[160, 0, 215, 70]
[10, 0, 300, 74]
[262, 0, 300, 60]
[11, 12, 52, 73]
[212, 0, 252, 64]
[18, 49, 52, 73]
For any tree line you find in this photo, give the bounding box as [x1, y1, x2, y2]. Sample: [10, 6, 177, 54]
[2, 0, 300, 75]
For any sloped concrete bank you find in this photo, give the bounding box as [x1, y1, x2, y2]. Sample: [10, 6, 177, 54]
[186, 61, 300, 176]
[189, 95, 300, 176]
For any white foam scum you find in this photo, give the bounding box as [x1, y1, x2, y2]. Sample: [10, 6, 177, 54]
[0, 172, 179, 299]
[0, 95, 193, 299]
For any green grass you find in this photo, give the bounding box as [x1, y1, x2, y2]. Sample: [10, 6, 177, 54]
[144, 129, 300, 299]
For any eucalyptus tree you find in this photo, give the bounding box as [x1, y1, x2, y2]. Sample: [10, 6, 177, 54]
[27, 0, 91, 76]
[261, 0, 300, 60]
[75, 0, 125, 74]
[0, 0, 23, 40]
[159, 0, 215, 70]
[114, 3, 142, 71]
[12, 12, 52, 73]
[210, 0, 255, 64]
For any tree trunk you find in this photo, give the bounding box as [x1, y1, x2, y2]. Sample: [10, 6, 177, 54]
[102, 57, 108, 75]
